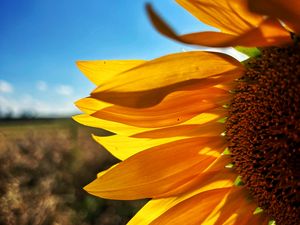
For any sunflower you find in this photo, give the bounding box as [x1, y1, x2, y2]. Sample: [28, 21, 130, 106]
[73, 0, 299, 224]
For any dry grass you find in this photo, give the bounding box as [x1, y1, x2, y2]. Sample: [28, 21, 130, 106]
[0, 119, 145, 225]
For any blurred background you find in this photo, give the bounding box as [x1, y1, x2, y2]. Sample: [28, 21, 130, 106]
[0, 0, 245, 224]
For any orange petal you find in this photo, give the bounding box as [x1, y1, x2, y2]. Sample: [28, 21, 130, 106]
[91, 51, 243, 108]
[91, 72, 240, 108]
[92, 51, 241, 92]
[73, 106, 225, 135]
[73, 109, 224, 137]
[132, 120, 225, 138]
[246, 213, 270, 225]
[77, 87, 228, 113]
[76, 60, 146, 85]
[248, 0, 300, 33]
[84, 136, 225, 200]
[92, 134, 189, 160]
[175, 0, 263, 34]
[128, 157, 234, 224]
[128, 186, 232, 225]
[92, 87, 230, 128]
[75, 97, 112, 114]
[181, 17, 291, 47]
[157, 156, 236, 197]
[147, 5, 290, 47]
[73, 114, 153, 136]
[208, 187, 269, 225]
[150, 188, 232, 225]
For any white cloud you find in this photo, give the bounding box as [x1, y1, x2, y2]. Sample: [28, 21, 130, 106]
[55, 85, 73, 96]
[0, 94, 79, 117]
[0, 80, 13, 93]
[36, 81, 48, 91]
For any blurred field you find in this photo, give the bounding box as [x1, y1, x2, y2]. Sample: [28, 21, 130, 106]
[0, 119, 145, 225]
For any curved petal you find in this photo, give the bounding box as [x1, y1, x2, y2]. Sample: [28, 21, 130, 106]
[73, 109, 224, 138]
[130, 187, 267, 225]
[132, 121, 224, 138]
[91, 72, 240, 108]
[128, 156, 235, 225]
[77, 86, 229, 114]
[84, 136, 226, 200]
[156, 156, 236, 197]
[93, 51, 241, 92]
[92, 87, 229, 128]
[92, 134, 188, 160]
[91, 51, 243, 107]
[128, 187, 232, 225]
[73, 114, 151, 136]
[175, 0, 263, 34]
[76, 60, 146, 86]
[150, 188, 232, 225]
[181, 18, 291, 47]
[75, 97, 112, 114]
[127, 198, 175, 225]
[93, 123, 225, 160]
[206, 187, 269, 225]
[150, 187, 266, 225]
[147, 4, 290, 47]
[248, 0, 300, 33]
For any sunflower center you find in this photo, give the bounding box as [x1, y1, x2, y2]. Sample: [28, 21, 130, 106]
[226, 46, 300, 225]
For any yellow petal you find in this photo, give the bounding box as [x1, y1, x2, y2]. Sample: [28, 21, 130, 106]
[93, 51, 240, 92]
[73, 109, 225, 137]
[246, 213, 270, 225]
[92, 87, 229, 128]
[205, 187, 266, 225]
[92, 134, 188, 160]
[181, 18, 291, 47]
[175, 0, 263, 34]
[155, 156, 236, 197]
[91, 72, 240, 108]
[133, 121, 224, 138]
[128, 156, 234, 225]
[75, 97, 112, 114]
[76, 60, 146, 85]
[96, 164, 118, 178]
[248, 0, 300, 33]
[91, 51, 243, 107]
[128, 198, 175, 225]
[84, 136, 225, 200]
[73, 114, 150, 136]
[150, 188, 232, 225]
[147, 4, 290, 47]
[77, 87, 228, 114]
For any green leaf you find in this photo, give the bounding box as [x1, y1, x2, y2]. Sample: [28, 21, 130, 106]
[235, 46, 261, 58]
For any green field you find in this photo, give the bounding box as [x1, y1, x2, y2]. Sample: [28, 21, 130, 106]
[0, 119, 145, 225]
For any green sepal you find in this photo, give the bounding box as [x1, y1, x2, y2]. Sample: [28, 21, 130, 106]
[268, 220, 276, 225]
[234, 175, 244, 186]
[253, 207, 263, 215]
[225, 163, 234, 169]
[235, 46, 261, 58]
[222, 148, 231, 155]
[217, 117, 227, 123]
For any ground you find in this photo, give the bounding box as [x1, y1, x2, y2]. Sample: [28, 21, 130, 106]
[0, 118, 145, 225]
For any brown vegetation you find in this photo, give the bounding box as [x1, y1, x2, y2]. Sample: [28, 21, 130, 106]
[0, 119, 144, 225]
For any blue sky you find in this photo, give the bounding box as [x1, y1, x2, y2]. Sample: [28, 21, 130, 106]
[0, 0, 245, 117]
